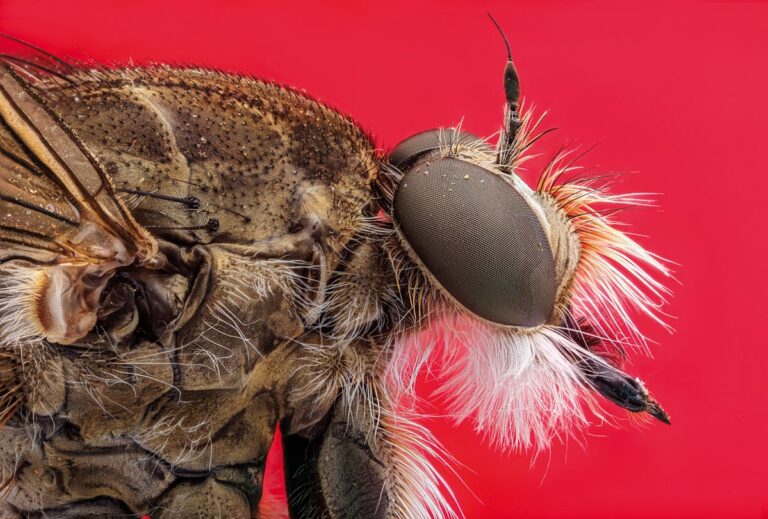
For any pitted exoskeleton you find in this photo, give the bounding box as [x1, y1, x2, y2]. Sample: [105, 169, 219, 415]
[0, 23, 670, 519]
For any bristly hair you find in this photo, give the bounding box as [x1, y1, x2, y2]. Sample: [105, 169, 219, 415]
[376, 109, 671, 453]
[386, 309, 613, 453]
[0, 264, 46, 429]
[284, 335, 459, 519]
[0, 349, 21, 428]
[379, 407, 460, 519]
[0, 264, 47, 348]
[533, 140, 672, 349]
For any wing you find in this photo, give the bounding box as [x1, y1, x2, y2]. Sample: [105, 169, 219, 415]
[0, 64, 161, 345]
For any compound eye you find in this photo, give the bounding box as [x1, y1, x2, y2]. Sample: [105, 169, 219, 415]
[392, 158, 557, 327]
[389, 129, 482, 170]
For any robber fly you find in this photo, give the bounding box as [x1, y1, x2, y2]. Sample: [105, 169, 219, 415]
[0, 17, 669, 519]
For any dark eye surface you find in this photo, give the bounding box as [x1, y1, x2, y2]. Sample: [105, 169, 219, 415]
[393, 158, 557, 327]
[389, 129, 482, 170]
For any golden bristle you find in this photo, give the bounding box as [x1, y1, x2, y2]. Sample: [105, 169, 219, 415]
[535, 147, 671, 347]
[0, 349, 21, 428]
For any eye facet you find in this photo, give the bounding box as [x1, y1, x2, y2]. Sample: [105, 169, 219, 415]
[392, 157, 557, 327]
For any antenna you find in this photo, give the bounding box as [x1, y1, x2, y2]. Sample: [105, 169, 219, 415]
[487, 13, 522, 164]
[487, 12, 512, 61]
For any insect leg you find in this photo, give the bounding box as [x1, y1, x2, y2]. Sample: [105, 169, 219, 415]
[282, 392, 391, 518]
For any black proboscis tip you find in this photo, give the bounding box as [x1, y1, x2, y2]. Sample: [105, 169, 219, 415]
[645, 399, 672, 425]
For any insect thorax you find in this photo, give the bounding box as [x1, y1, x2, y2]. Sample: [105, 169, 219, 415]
[0, 67, 407, 517]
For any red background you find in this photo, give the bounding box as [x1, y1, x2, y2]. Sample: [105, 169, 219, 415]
[1, 1, 766, 517]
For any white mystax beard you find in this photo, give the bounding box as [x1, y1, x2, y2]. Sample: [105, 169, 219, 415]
[387, 311, 607, 453]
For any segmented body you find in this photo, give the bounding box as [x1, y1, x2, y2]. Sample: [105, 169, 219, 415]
[0, 68, 394, 518]
[0, 52, 671, 518]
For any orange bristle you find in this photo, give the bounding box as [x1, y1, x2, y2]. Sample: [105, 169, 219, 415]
[535, 144, 672, 348]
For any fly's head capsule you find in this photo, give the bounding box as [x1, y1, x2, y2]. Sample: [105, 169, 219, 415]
[374, 15, 671, 452]
[388, 130, 565, 329]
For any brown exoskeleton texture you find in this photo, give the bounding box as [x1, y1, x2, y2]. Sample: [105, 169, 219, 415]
[0, 28, 672, 519]
[0, 65, 406, 518]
